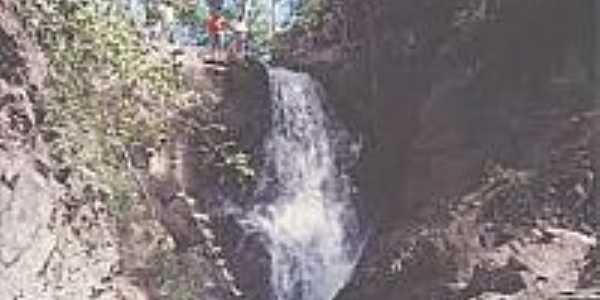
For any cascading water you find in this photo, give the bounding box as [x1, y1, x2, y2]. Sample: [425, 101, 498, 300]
[242, 68, 362, 300]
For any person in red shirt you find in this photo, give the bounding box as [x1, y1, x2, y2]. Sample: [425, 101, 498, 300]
[206, 10, 228, 61]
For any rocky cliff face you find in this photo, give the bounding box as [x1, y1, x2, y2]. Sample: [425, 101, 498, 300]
[0, 2, 270, 298]
[278, 1, 600, 299]
[136, 51, 271, 300]
[0, 2, 144, 299]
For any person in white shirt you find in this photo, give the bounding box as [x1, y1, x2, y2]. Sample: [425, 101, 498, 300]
[158, 1, 175, 42]
[229, 16, 249, 60]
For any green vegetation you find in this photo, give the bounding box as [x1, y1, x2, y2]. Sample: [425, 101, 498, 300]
[178, 0, 330, 57]
[293, 0, 327, 30]
[12, 0, 320, 217]
[248, 0, 329, 56]
[18, 0, 187, 213]
[152, 248, 206, 300]
[17, 0, 252, 215]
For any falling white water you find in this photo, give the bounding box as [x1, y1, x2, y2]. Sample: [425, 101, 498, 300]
[243, 68, 362, 300]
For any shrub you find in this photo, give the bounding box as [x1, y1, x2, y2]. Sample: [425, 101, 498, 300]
[17, 0, 246, 215]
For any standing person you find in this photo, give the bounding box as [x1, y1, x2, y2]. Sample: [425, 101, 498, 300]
[158, 1, 175, 42]
[229, 16, 249, 60]
[226, 0, 249, 61]
[206, 8, 228, 62]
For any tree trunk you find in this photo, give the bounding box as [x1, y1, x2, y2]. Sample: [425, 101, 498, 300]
[590, 0, 600, 224]
[236, 0, 249, 20]
[268, 0, 276, 39]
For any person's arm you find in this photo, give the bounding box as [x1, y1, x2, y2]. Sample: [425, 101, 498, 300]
[220, 17, 231, 31]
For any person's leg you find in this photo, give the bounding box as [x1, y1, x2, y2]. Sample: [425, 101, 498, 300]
[235, 34, 244, 60]
[213, 32, 219, 60]
[167, 23, 174, 44]
[209, 33, 217, 60]
[217, 32, 224, 60]
[240, 33, 248, 59]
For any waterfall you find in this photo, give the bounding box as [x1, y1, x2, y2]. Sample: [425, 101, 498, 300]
[242, 68, 362, 300]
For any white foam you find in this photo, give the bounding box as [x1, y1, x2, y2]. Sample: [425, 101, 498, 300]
[243, 69, 362, 300]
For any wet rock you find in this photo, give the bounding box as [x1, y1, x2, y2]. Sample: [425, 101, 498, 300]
[335, 159, 597, 300]
[276, 1, 597, 299]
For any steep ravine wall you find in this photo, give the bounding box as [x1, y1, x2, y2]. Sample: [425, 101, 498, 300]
[281, 0, 595, 228]
[142, 54, 272, 300]
[278, 1, 600, 299]
[0, 2, 270, 298]
[0, 2, 148, 299]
